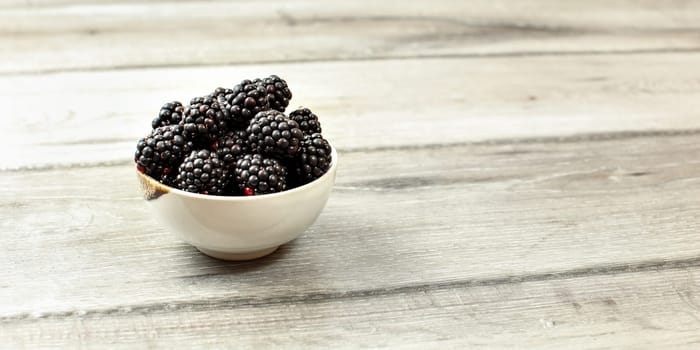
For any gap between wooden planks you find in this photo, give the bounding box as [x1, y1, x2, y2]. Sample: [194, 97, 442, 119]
[2, 257, 700, 348]
[1, 0, 700, 74]
[1, 132, 699, 318]
[2, 53, 700, 170]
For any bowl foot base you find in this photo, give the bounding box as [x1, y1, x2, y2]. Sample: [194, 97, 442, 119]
[196, 246, 279, 261]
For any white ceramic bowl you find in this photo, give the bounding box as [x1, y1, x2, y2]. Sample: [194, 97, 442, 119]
[137, 146, 337, 260]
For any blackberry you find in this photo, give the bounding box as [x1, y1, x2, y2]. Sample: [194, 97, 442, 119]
[152, 101, 184, 129]
[289, 107, 322, 135]
[175, 149, 228, 195]
[246, 110, 304, 159]
[159, 173, 177, 187]
[234, 154, 287, 195]
[215, 129, 250, 169]
[208, 87, 235, 124]
[254, 75, 292, 112]
[209, 87, 233, 101]
[135, 124, 191, 179]
[220, 80, 269, 125]
[294, 133, 332, 184]
[182, 96, 227, 142]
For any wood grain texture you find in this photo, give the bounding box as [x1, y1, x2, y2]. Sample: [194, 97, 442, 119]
[2, 0, 700, 74]
[3, 53, 700, 170]
[3, 1, 700, 348]
[2, 133, 699, 321]
[0, 0, 194, 8]
[4, 267, 700, 349]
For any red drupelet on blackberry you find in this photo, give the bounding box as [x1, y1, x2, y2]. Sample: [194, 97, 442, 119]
[175, 149, 228, 195]
[152, 101, 184, 129]
[289, 107, 322, 135]
[233, 154, 287, 195]
[246, 110, 304, 159]
[254, 75, 292, 112]
[293, 133, 332, 184]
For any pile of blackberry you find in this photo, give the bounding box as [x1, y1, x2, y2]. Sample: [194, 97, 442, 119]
[135, 75, 332, 196]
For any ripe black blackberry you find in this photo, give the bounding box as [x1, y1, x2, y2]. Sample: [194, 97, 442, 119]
[208, 87, 235, 124]
[246, 110, 304, 159]
[254, 75, 292, 112]
[159, 173, 177, 187]
[135, 124, 192, 179]
[175, 149, 228, 195]
[215, 129, 250, 168]
[209, 87, 233, 101]
[289, 107, 322, 135]
[151, 101, 184, 129]
[220, 80, 269, 125]
[233, 154, 287, 195]
[294, 133, 332, 184]
[182, 96, 227, 142]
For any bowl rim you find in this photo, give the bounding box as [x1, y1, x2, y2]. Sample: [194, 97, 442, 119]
[138, 144, 338, 201]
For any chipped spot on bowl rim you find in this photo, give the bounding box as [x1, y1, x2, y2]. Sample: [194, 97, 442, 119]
[137, 170, 170, 201]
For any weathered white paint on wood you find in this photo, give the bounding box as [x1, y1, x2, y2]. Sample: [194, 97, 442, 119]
[2, 54, 700, 170]
[3, 1, 700, 348]
[2, 0, 700, 74]
[2, 134, 698, 321]
[3, 264, 700, 349]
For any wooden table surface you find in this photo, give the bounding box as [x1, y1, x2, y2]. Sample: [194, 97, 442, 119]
[3, 1, 700, 348]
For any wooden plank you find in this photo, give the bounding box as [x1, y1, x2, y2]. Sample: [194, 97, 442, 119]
[0, 0, 194, 8]
[1, 133, 699, 319]
[3, 263, 700, 349]
[2, 0, 700, 74]
[3, 54, 700, 170]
